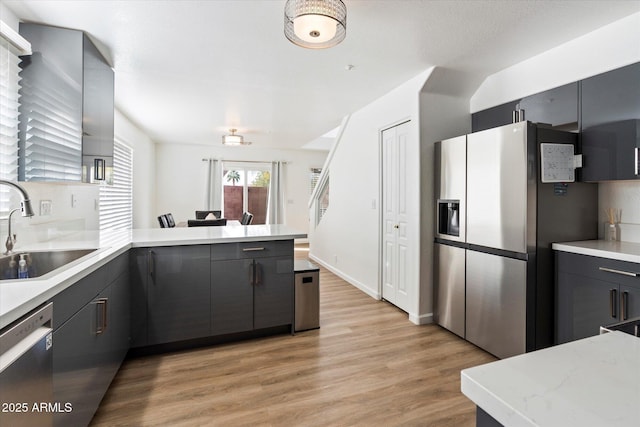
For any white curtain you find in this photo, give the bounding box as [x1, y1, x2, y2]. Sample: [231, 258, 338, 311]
[204, 159, 222, 211]
[266, 161, 285, 224]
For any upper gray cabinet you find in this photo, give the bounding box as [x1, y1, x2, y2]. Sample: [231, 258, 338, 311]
[18, 23, 113, 183]
[471, 83, 578, 133]
[580, 62, 640, 181]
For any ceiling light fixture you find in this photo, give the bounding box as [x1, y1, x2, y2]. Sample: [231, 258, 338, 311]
[284, 0, 346, 49]
[222, 129, 251, 146]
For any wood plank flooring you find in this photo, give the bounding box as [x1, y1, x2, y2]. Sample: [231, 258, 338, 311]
[91, 245, 495, 426]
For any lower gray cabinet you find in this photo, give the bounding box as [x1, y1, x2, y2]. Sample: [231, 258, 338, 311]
[556, 251, 640, 344]
[130, 245, 211, 346]
[52, 256, 129, 427]
[211, 241, 294, 335]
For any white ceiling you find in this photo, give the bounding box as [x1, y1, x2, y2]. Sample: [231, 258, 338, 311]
[4, 0, 640, 151]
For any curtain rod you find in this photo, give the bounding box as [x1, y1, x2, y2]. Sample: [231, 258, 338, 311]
[201, 158, 289, 164]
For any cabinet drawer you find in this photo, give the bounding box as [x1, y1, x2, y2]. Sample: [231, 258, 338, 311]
[557, 251, 640, 287]
[211, 240, 293, 261]
[50, 264, 109, 330]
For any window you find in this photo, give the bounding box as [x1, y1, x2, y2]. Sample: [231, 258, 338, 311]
[222, 163, 270, 224]
[99, 139, 132, 230]
[0, 23, 30, 213]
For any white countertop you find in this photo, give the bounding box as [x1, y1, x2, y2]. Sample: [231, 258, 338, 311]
[552, 240, 640, 263]
[461, 332, 640, 427]
[0, 225, 306, 329]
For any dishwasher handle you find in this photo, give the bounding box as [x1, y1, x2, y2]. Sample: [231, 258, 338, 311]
[0, 303, 53, 374]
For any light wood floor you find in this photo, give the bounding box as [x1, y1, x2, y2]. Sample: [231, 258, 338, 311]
[91, 245, 495, 426]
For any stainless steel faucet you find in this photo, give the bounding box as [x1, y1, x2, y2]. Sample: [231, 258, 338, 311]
[0, 180, 35, 255]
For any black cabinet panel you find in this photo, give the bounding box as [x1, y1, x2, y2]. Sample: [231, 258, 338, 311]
[581, 62, 640, 181]
[471, 83, 578, 133]
[254, 256, 294, 329]
[556, 251, 640, 344]
[211, 259, 254, 335]
[146, 245, 211, 345]
[129, 248, 149, 347]
[472, 100, 519, 132]
[52, 259, 129, 427]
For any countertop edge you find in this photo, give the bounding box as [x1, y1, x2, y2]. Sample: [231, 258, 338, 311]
[552, 240, 640, 263]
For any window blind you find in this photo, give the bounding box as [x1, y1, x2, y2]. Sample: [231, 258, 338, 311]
[309, 167, 322, 195]
[0, 23, 30, 213]
[99, 139, 132, 230]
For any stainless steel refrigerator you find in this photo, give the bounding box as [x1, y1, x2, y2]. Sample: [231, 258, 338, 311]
[434, 121, 598, 359]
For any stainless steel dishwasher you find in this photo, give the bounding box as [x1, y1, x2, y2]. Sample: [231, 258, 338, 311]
[0, 303, 54, 427]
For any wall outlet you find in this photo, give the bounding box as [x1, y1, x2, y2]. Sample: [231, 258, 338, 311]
[334, 254, 338, 263]
[71, 194, 77, 208]
[40, 200, 52, 216]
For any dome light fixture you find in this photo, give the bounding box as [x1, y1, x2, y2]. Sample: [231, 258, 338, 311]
[284, 0, 346, 49]
[222, 129, 251, 146]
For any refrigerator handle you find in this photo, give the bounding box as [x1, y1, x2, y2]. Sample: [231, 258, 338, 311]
[609, 289, 618, 318]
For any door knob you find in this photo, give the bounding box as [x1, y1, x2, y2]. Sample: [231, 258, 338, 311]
[393, 224, 399, 229]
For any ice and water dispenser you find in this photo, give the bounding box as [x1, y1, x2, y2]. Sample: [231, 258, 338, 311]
[437, 200, 460, 237]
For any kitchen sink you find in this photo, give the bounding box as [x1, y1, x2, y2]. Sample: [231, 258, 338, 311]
[0, 249, 99, 280]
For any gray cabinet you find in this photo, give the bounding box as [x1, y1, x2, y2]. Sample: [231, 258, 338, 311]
[580, 62, 640, 181]
[211, 241, 294, 335]
[471, 83, 578, 132]
[50, 253, 129, 427]
[18, 23, 114, 183]
[556, 251, 640, 344]
[130, 245, 211, 347]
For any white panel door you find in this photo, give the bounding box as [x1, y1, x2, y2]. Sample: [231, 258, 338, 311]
[381, 121, 411, 312]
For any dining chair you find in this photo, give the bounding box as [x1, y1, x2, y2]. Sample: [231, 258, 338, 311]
[165, 213, 176, 228]
[240, 212, 253, 225]
[187, 218, 227, 227]
[157, 215, 169, 228]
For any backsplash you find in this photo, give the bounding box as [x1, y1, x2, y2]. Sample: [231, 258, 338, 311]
[598, 180, 640, 243]
[1, 182, 99, 250]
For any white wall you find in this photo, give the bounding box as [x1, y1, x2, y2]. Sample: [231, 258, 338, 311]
[471, 12, 640, 113]
[154, 144, 327, 235]
[309, 69, 432, 317]
[471, 12, 640, 243]
[114, 109, 157, 229]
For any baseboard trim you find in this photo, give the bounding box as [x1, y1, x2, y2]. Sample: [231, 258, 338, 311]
[309, 254, 381, 300]
[409, 312, 433, 325]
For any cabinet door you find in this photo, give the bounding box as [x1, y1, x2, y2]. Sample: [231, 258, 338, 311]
[147, 245, 211, 345]
[620, 284, 640, 322]
[53, 287, 112, 427]
[254, 256, 294, 330]
[519, 82, 578, 130]
[106, 272, 130, 372]
[471, 100, 519, 132]
[211, 258, 254, 335]
[556, 272, 617, 344]
[581, 62, 640, 181]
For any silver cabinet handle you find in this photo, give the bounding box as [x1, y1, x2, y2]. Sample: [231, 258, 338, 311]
[96, 298, 108, 335]
[242, 247, 265, 252]
[599, 267, 639, 277]
[635, 147, 638, 176]
[622, 291, 629, 321]
[610, 289, 617, 318]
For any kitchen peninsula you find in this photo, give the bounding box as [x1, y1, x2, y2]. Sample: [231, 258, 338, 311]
[0, 224, 306, 329]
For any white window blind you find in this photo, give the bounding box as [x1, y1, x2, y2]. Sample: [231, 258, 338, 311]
[0, 23, 30, 213]
[99, 139, 132, 230]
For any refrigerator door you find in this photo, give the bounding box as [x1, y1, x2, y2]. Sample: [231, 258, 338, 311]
[466, 250, 526, 359]
[435, 135, 466, 242]
[434, 243, 465, 337]
[467, 122, 530, 253]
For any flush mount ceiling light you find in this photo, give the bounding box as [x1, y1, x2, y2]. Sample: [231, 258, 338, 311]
[222, 129, 251, 146]
[284, 0, 346, 49]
